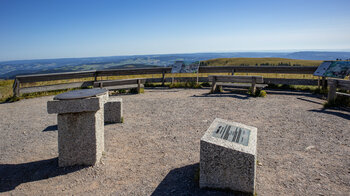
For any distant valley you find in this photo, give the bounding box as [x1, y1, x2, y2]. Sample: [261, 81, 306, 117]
[1, 51, 350, 79]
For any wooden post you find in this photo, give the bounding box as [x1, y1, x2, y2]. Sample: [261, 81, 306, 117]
[137, 79, 141, 94]
[13, 78, 20, 97]
[94, 72, 98, 81]
[251, 77, 257, 95]
[231, 69, 235, 75]
[162, 71, 165, 86]
[327, 79, 337, 102]
[317, 76, 320, 89]
[196, 72, 199, 84]
[211, 76, 217, 93]
[322, 76, 326, 90]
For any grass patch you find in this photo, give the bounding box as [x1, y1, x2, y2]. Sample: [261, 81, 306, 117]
[22, 87, 89, 99]
[0, 80, 14, 102]
[202, 57, 322, 67]
[169, 81, 202, 89]
[1, 86, 92, 103]
[144, 82, 167, 87]
[266, 84, 328, 95]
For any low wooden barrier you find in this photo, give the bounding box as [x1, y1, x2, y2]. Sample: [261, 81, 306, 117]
[93, 78, 146, 93]
[208, 75, 264, 94]
[13, 66, 319, 97]
[327, 79, 350, 101]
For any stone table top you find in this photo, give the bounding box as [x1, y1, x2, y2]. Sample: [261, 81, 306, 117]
[54, 89, 108, 100]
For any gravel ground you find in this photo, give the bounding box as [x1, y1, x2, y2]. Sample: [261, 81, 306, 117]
[0, 88, 349, 195]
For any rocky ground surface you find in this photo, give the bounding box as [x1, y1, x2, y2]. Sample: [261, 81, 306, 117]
[0, 88, 349, 195]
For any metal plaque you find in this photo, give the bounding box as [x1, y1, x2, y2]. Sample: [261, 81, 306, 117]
[212, 123, 251, 146]
[314, 61, 350, 78]
[171, 61, 200, 73]
[313, 61, 332, 77]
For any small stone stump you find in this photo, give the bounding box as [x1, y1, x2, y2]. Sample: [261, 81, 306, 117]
[104, 97, 123, 123]
[200, 118, 257, 194]
[47, 89, 108, 167]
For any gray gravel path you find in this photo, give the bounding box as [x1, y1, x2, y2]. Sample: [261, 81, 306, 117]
[0, 88, 349, 195]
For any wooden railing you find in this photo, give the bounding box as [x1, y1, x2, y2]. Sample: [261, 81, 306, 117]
[327, 79, 350, 101]
[13, 66, 319, 97]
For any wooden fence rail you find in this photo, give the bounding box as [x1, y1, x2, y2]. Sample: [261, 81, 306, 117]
[13, 66, 319, 97]
[327, 79, 350, 101]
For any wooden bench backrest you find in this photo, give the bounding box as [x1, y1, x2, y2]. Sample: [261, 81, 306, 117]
[208, 75, 264, 83]
[93, 78, 146, 88]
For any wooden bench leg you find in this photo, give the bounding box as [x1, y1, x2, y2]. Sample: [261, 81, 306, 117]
[251, 77, 257, 95]
[211, 80, 217, 93]
[137, 79, 141, 94]
[162, 71, 165, 86]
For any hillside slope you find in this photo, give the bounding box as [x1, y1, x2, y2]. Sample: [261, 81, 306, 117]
[202, 58, 322, 66]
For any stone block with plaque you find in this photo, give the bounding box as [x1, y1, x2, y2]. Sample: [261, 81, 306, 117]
[200, 118, 257, 194]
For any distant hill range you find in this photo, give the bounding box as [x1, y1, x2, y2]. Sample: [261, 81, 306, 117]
[1, 51, 350, 79]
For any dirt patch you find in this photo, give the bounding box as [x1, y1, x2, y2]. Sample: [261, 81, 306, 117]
[0, 88, 349, 195]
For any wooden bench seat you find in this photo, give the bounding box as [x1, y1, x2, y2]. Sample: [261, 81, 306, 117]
[93, 78, 146, 93]
[208, 75, 264, 94]
[216, 82, 268, 89]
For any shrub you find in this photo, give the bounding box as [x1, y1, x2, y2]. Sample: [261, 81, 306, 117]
[201, 82, 211, 87]
[129, 88, 144, 94]
[117, 89, 126, 94]
[312, 88, 328, 95]
[248, 88, 267, 97]
[258, 90, 267, 97]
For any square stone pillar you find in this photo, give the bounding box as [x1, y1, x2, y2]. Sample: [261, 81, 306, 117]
[47, 89, 108, 167]
[200, 118, 257, 194]
[104, 97, 123, 123]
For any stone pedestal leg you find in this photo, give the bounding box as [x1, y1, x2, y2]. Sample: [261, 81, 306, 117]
[104, 97, 123, 123]
[57, 109, 104, 167]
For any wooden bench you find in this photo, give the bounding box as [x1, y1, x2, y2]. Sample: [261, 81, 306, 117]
[93, 78, 146, 93]
[327, 79, 350, 101]
[208, 75, 265, 94]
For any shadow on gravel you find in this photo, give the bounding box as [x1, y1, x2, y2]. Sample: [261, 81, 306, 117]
[192, 92, 250, 100]
[0, 158, 86, 193]
[297, 97, 323, 105]
[42, 125, 58, 132]
[151, 163, 240, 196]
[308, 109, 350, 120]
[265, 89, 318, 97]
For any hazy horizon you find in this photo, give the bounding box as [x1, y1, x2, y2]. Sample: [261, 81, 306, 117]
[1, 0, 350, 61]
[2, 49, 350, 63]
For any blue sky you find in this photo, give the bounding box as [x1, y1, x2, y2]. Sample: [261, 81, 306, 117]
[1, 0, 350, 61]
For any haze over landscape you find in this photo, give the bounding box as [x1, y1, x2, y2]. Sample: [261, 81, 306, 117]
[1, 1, 350, 195]
[1, 0, 350, 78]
